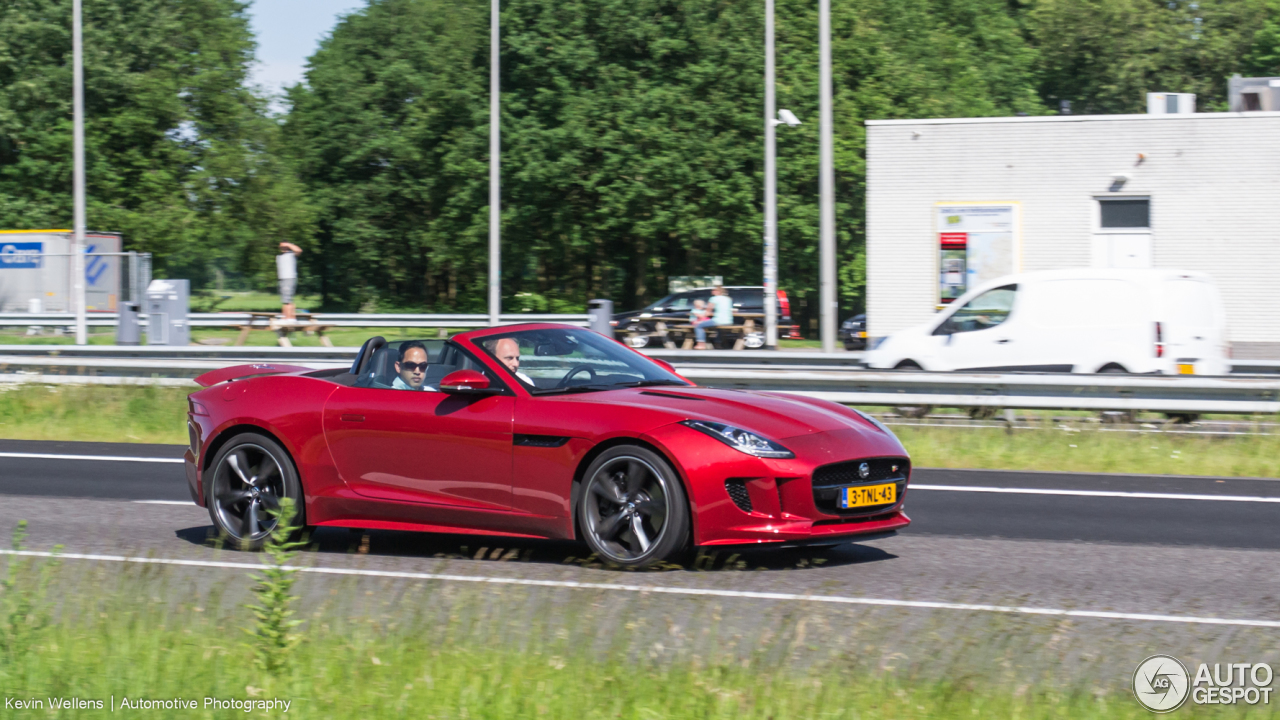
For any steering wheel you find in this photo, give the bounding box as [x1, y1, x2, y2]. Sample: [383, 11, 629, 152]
[556, 364, 599, 388]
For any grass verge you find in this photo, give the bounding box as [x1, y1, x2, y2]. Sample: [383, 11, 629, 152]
[1, 544, 1269, 720]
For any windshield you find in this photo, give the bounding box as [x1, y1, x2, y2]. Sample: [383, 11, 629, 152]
[475, 327, 690, 394]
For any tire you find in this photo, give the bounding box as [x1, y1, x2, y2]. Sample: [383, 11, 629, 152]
[626, 334, 650, 349]
[1097, 365, 1136, 424]
[893, 361, 933, 419]
[577, 445, 690, 569]
[206, 432, 304, 550]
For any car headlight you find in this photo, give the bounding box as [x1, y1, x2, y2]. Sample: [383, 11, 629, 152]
[681, 420, 794, 459]
[849, 407, 898, 442]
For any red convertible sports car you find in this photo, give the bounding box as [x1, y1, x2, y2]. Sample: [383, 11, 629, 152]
[184, 324, 911, 567]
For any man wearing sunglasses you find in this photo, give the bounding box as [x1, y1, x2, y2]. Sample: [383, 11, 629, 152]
[393, 341, 437, 391]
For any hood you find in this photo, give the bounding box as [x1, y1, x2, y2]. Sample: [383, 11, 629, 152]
[567, 386, 882, 440]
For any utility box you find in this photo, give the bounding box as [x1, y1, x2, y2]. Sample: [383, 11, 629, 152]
[116, 302, 141, 345]
[145, 279, 189, 346]
[587, 299, 614, 338]
[1146, 92, 1195, 114]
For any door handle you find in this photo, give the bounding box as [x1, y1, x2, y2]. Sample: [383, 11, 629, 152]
[996, 338, 1011, 344]
[341, 414, 365, 422]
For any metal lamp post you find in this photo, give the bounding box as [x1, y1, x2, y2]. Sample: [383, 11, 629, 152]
[763, 0, 804, 349]
[488, 0, 501, 326]
[817, 0, 837, 353]
[763, 0, 778, 349]
[72, 0, 88, 345]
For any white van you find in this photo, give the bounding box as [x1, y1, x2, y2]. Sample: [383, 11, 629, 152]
[864, 269, 1229, 375]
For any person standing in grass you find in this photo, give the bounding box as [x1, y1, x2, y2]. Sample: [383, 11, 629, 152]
[694, 286, 733, 350]
[276, 242, 302, 320]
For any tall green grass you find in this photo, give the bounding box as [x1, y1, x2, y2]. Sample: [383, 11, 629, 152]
[2, 554, 1268, 720]
[0, 384, 191, 444]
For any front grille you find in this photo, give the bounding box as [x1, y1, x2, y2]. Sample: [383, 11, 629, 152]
[725, 479, 753, 513]
[811, 457, 909, 516]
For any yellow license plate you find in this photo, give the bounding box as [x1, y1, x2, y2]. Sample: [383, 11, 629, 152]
[857, 331, 868, 338]
[1178, 364, 1195, 375]
[839, 483, 896, 509]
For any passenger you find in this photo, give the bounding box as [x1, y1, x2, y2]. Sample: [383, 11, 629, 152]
[491, 337, 536, 385]
[694, 285, 733, 350]
[393, 341, 437, 391]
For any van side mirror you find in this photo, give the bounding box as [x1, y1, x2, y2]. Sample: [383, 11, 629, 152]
[439, 370, 498, 395]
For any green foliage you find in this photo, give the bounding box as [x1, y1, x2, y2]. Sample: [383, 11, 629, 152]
[0, 0, 314, 286]
[1243, 0, 1280, 75]
[245, 497, 308, 677]
[285, 0, 1043, 323]
[1024, 0, 1272, 113]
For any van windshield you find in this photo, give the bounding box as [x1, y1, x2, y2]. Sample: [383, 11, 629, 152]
[935, 285, 1017, 334]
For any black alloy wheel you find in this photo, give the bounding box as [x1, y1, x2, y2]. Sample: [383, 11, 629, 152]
[207, 432, 303, 550]
[578, 446, 689, 568]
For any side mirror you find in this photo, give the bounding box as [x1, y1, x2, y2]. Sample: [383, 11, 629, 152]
[439, 370, 497, 395]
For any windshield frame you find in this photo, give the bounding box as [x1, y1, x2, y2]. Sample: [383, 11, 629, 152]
[467, 326, 692, 395]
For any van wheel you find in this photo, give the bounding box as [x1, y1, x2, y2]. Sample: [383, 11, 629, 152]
[968, 407, 1000, 420]
[892, 361, 933, 418]
[1096, 366, 1135, 424]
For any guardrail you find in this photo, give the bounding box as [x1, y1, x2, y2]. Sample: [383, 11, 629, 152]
[2, 353, 1277, 414]
[0, 312, 590, 329]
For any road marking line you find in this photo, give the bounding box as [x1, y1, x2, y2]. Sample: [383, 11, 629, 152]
[2, 549, 1277, 629]
[0, 452, 183, 464]
[910, 484, 1280, 503]
[133, 500, 192, 505]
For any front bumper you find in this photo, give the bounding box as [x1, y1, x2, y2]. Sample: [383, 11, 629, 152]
[644, 424, 912, 547]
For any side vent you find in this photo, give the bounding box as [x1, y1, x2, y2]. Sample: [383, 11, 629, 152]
[725, 479, 753, 513]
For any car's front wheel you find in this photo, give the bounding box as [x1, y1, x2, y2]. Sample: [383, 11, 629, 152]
[206, 432, 304, 550]
[578, 445, 689, 568]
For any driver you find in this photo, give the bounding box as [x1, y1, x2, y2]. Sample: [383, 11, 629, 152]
[491, 337, 535, 385]
[393, 341, 437, 391]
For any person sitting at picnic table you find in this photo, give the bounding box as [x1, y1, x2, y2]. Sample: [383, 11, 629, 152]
[694, 286, 733, 350]
[688, 299, 708, 325]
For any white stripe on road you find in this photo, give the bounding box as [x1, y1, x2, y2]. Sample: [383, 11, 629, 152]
[5, 452, 1277, 504]
[0, 452, 184, 464]
[133, 500, 192, 505]
[1, 548, 1277, 629]
[911, 484, 1280, 503]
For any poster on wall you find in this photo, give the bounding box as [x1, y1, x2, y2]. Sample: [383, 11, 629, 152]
[936, 204, 1019, 304]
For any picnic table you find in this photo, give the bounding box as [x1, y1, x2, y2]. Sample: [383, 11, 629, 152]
[624, 313, 764, 350]
[232, 312, 335, 347]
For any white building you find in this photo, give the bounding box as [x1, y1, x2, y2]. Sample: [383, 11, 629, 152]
[865, 110, 1280, 359]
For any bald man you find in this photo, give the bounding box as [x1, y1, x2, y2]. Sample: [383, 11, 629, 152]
[492, 337, 535, 386]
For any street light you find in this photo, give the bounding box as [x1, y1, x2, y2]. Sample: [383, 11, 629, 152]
[488, 0, 501, 326]
[818, 0, 836, 353]
[763, 0, 802, 350]
[72, 0, 87, 345]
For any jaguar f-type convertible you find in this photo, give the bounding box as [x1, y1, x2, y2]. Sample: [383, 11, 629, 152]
[184, 324, 911, 567]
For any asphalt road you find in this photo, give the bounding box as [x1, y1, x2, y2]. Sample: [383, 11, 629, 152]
[3, 438, 1277, 550]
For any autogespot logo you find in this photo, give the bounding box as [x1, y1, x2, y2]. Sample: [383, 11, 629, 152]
[1133, 655, 1274, 712]
[1134, 655, 1191, 713]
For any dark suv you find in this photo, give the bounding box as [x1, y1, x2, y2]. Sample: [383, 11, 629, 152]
[839, 314, 867, 350]
[612, 286, 797, 348]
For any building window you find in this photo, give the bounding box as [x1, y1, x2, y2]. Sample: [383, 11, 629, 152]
[1099, 198, 1149, 229]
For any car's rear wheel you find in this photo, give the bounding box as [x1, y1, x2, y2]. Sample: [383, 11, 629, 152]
[206, 432, 303, 550]
[578, 446, 689, 568]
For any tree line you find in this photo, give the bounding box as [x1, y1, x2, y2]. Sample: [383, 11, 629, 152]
[1, 0, 1277, 328]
